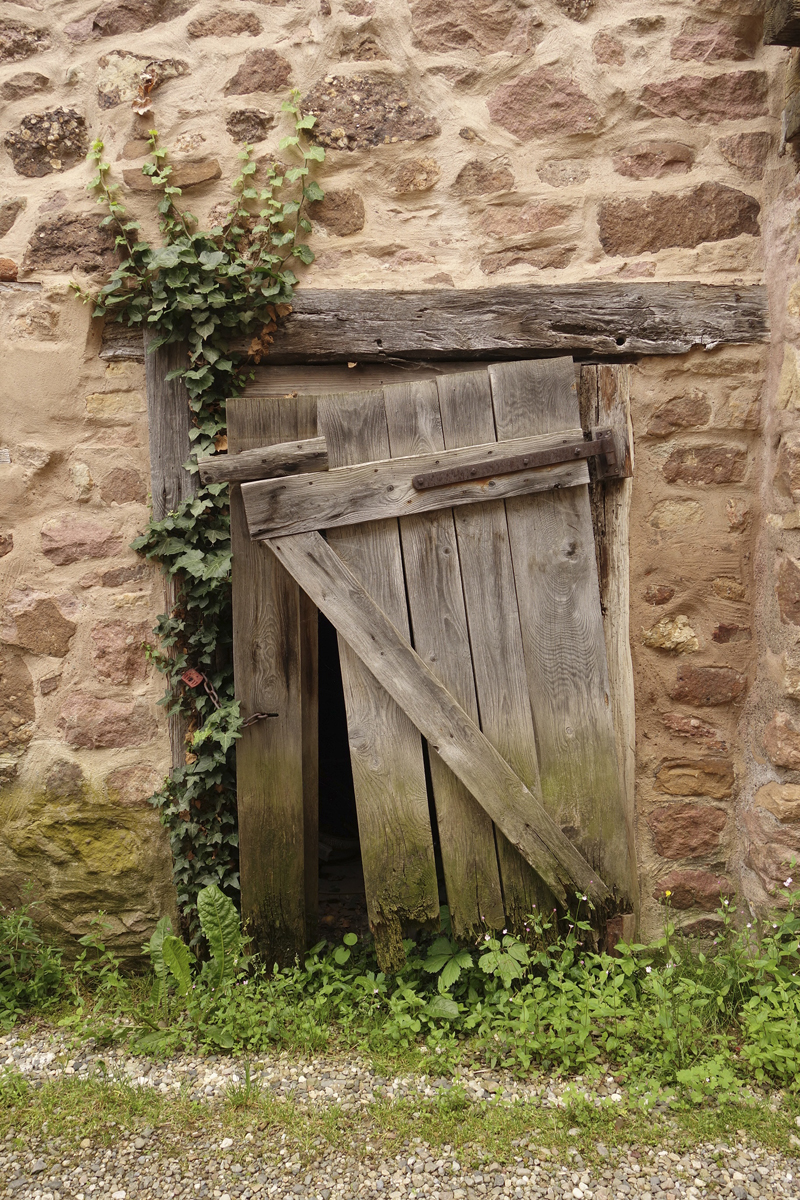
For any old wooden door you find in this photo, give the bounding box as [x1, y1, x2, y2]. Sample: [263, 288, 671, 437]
[223, 358, 637, 969]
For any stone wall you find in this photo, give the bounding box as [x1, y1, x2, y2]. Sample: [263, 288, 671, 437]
[0, 0, 796, 943]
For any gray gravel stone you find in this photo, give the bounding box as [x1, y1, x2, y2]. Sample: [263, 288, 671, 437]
[1, 1029, 799, 1200]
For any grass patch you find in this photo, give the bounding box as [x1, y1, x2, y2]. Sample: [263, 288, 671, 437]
[1, 1073, 799, 1167]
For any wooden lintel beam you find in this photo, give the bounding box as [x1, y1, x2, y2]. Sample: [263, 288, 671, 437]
[100, 283, 769, 364]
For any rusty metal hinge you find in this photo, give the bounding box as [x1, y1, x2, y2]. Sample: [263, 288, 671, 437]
[412, 428, 616, 491]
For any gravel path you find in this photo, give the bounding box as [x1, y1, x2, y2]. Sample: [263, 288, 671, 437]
[1, 1031, 798, 1200]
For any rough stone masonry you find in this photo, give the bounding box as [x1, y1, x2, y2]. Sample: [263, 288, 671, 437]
[0, 0, 797, 948]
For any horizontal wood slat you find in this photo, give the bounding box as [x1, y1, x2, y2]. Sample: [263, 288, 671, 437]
[241, 430, 590, 538]
[199, 436, 328, 485]
[267, 529, 618, 911]
[100, 283, 768, 363]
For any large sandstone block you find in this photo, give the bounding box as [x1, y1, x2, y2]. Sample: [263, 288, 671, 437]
[756, 782, 800, 824]
[224, 49, 291, 95]
[654, 757, 734, 799]
[91, 620, 150, 684]
[226, 110, 274, 144]
[653, 868, 731, 909]
[649, 803, 728, 859]
[4, 109, 89, 178]
[0, 18, 50, 62]
[777, 556, 800, 625]
[1, 589, 77, 658]
[65, 0, 194, 41]
[1, 71, 50, 101]
[304, 75, 440, 150]
[0, 647, 35, 771]
[718, 132, 771, 181]
[764, 711, 800, 769]
[24, 214, 118, 274]
[613, 141, 695, 180]
[41, 517, 123, 564]
[670, 17, 757, 62]
[478, 201, 574, 244]
[453, 159, 514, 196]
[479, 246, 575, 274]
[410, 0, 537, 54]
[59, 695, 157, 749]
[744, 807, 800, 897]
[188, 11, 261, 37]
[0, 786, 177, 956]
[647, 391, 711, 436]
[670, 665, 747, 707]
[309, 190, 366, 235]
[488, 69, 600, 140]
[662, 444, 747, 486]
[96, 50, 188, 109]
[638, 71, 768, 123]
[642, 615, 699, 654]
[599, 183, 759, 257]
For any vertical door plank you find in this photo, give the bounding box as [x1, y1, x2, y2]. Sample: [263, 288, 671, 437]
[436, 371, 555, 929]
[318, 390, 439, 971]
[229, 395, 318, 964]
[579, 365, 639, 931]
[489, 358, 635, 906]
[383, 381, 505, 937]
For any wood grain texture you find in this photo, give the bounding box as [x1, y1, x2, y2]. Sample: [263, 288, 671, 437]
[383, 380, 505, 937]
[764, 0, 800, 44]
[436, 370, 554, 929]
[143, 332, 199, 771]
[229, 394, 318, 965]
[579, 365, 639, 927]
[101, 284, 768, 364]
[241, 431, 589, 539]
[318, 389, 439, 970]
[198, 437, 328, 485]
[268, 530, 613, 908]
[490, 359, 635, 909]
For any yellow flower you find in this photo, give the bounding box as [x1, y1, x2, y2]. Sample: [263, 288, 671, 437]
[665, 890, 672, 898]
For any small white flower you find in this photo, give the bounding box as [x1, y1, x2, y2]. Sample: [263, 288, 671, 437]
[484, 934, 490, 941]
[785, 878, 794, 888]
[502, 928, 507, 935]
[645, 966, 652, 974]
[747, 923, 752, 929]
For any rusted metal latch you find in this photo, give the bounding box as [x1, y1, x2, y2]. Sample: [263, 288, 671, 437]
[412, 428, 617, 491]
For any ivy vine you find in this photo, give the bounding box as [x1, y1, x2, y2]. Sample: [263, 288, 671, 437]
[73, 94, 325, 941]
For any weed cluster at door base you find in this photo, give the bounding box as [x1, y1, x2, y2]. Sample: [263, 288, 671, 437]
[3, 893, 800, 1106]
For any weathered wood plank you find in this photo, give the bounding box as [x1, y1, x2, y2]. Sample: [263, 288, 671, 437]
[436, 370, 554, 929]
[144, 332, 199, 773]
[579, 365, 639, 935]
[198, 437, 328, 485]
[241, 431, 589, 539]
[101, 283, 769, 363]
[228, 395, 318, 965]
[383, 380, 505, 938]
[267, 530, 614, 909]
[765, 0, 800, 44]
[489, 358, 635, 909]
[318, 389, 439, 971]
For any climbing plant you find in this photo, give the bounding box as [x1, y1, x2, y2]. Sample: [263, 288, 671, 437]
[73, 93, 325, 940]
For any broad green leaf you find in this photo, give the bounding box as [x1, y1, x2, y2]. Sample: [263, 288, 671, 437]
[162, 934, 192, 996]
[197, 884, 242, 985]
[426, 995, 459, 1020]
